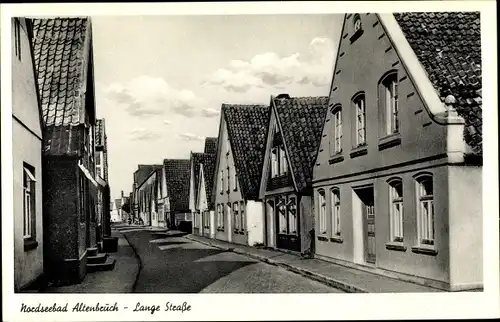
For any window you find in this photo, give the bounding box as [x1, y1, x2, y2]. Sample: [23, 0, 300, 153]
[226, 204, 231, 230]
[226, 167, 230, 192]
[271, 148, 278, 177]
[381, 72, 399, 135]
[353, 93, 366, 147]
[318, 189, 327, 235]
[330, 105, 342, 155]
[23, 165, 36, 239]
[240, 201, 245, 232]
[233, 202, 240, 231]
[287, 197, 297, 235]
[220, 170, 224, 194]
[279, 147, 288, 174]
[416, 175, 434, 246]
[217, 204, 224, 229]
[388, 178, 404, 242]
[14, 18, 21, 60]
[278, 198, 287, 233]
[353, 14, 362, 32]
[331, 188, 341, 237]
[234, 172, 238, 191]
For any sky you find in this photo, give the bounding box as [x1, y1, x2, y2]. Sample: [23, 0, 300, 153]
[91, 14, 343, 199]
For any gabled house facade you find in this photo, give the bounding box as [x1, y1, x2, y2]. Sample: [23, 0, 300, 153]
[132, 164, 159, 224]
[136, 166, 161, 226]
[189, 152, 204, 235]
[259, 95, 328, 254]
[312, 13, 482, 291]
[12, 17, 45, 292]
[163, 159, 191, 229]
[212, 104, 270, 246]
[32, 17, 102, 285]
[197, 153, 217, 238]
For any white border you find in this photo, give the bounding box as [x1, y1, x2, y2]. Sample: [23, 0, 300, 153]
[2, 1, 498, 321]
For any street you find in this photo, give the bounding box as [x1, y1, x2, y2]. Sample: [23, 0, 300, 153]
[118, 226, 343, 293]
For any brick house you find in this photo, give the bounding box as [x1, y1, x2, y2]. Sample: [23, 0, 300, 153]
[312, 13, 482, 291]
[12, 17, 45, 292]
[32, 17, 106, 285]
[259, 95, 328, 254]
[163, 159, 191, 230]
[212, 104, 270, 246]
[190, 137, 218, 236]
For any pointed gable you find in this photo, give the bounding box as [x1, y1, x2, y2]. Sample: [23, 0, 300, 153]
[272, 96, 329, 191]
[393, 12, 482, 155]
[204, 137, 218, 154]
[223, 104, 270, 200]
[202, 153, 217, 209]
[134, 164, 161, 188]
[190, 152, 204, 207]
[163, 159, 191, 213]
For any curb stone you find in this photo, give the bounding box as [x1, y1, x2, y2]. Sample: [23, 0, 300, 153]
[186, 235, 366, 293]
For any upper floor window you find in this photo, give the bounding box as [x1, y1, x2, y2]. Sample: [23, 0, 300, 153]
[23, 165, 36, 239]
[415, 174, 434, 246]
[352, 93, 366, 147]
[233, 170, 238, 191]
[318, 189, 327, 236]
[353, 14, 362, 32]
[279, 147, 288, 175]
[14, 18, 21, 60]
[331, 188, 341, 237]
[270, 146, 288, 178]
[380, 72, 399, 135]
[350, 14, 364, 43]
[388, 178, 404, 242]
[330, 105, 342, 156]
[226, 167, 230, 192]
[219, 170, 224, 194]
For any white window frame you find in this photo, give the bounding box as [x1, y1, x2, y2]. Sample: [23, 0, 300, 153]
[353, 94, 366, 146]
[331, 188, 341, 237]
[332, 107, 342, 155]
[279, 147, 288, 175]
[271, 147, 278, 178]
[416, 175, 434, 246]
[318, 189, 327, 236]
[388, 179, 404, 242]
[383, 73, 399, 135]
[233, 202, 240, 231]
[287, 197, 297, 235]
[23, 166, 36, 239]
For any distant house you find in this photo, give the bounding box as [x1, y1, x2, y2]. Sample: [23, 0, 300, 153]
[110, 199, 122, 223]
[259, 95, 328, 254]
[136, 165, 162, 226]
[163, 159, 191, 229]
[197, 152, 217, 238]
[132, 164, 160, 224]
[212, 104, 270, 246]
[32, 17, 103, 285]
[12, 18, 45, 292]
[95, 119, 111, 240]
[312, 13, 482, 291]
[190, 137, 218, 236]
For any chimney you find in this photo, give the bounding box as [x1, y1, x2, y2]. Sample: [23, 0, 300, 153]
[121, 190, 124, 198]
[276, 93, 290, 99]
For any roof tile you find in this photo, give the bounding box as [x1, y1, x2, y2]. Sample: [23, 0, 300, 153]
[163, 159, 191, 213]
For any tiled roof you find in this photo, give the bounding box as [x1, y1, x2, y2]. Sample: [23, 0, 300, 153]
[204, 137, 218, 154]
[273, 96, 329, 191]
[32, 17, 91, 127]
[223, 104, 270, 200]
[190, 152, 204, 205]
[164, 159, 191, 213]
[394, 12, 482, 155]
[95, 119, 105, 147]
[134, 165, 160, 188]
[202, 153, 217, 210]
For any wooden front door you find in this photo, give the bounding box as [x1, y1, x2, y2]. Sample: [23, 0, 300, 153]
[361, 188, 376, 264]
[274, 195, 300, 252]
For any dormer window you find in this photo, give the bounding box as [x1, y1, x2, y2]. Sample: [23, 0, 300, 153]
[354, 15, 362, 32]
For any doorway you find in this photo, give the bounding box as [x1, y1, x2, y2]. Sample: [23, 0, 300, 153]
[354, 186, 376, 265]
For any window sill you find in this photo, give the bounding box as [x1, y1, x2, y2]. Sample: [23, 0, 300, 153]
[233, 189, 238, 192]
[24, 239, 38, 251]
[385, 242, 407, 252]
[350, 146, 368, 159]
[350, 28, 364, 43]
[217, 228, 225, 232]
[378, 133, 401, 151]
[330, 236, 344, 244]
[411, 246, 438, 256]
[317, 235, 328, 242]
[328, 154, 344, 165]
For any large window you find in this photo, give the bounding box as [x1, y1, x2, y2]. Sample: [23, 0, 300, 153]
[217, 204, 224, 230]
[287, 197, 297, 235]
[240, 201, 245, 232]
[381, 72, 399, 135]
[353, 93, 366, 147]
[279, 147, 288, 175]
[233, 202, 240, 231]
[23, 165, 36, 239]
[331, 188, 341, 237]
[416, 174, 434, 246]
[388, 178, 404, 242]
[318, 189, 327, 235]
[271, 144, 288, 178]
[330, 105, 342, 155]
[278, 198, 287, 233]
[271, 148, 278, 177]
[219, 170, 224, 194]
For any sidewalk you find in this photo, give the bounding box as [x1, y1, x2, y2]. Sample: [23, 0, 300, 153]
[186, 234, 442, 293]
[43, 229, 140, 293]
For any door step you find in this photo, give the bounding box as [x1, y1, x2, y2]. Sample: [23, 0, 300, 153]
[87, 247, 99, 257]
[87, 252, 108, 265]
[87, 257, 116, 273]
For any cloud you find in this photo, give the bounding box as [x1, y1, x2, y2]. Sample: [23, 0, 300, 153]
[163, 119, 171, 125]
[201, 107, 220, 118]
[203, 37, 335, 93]
[178, 133, 205, 141]
[104, 75, 204, 118]
[129, 128, 159, 141]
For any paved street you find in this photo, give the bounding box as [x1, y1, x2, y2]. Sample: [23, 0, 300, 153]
[118, 226, 343, 293]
